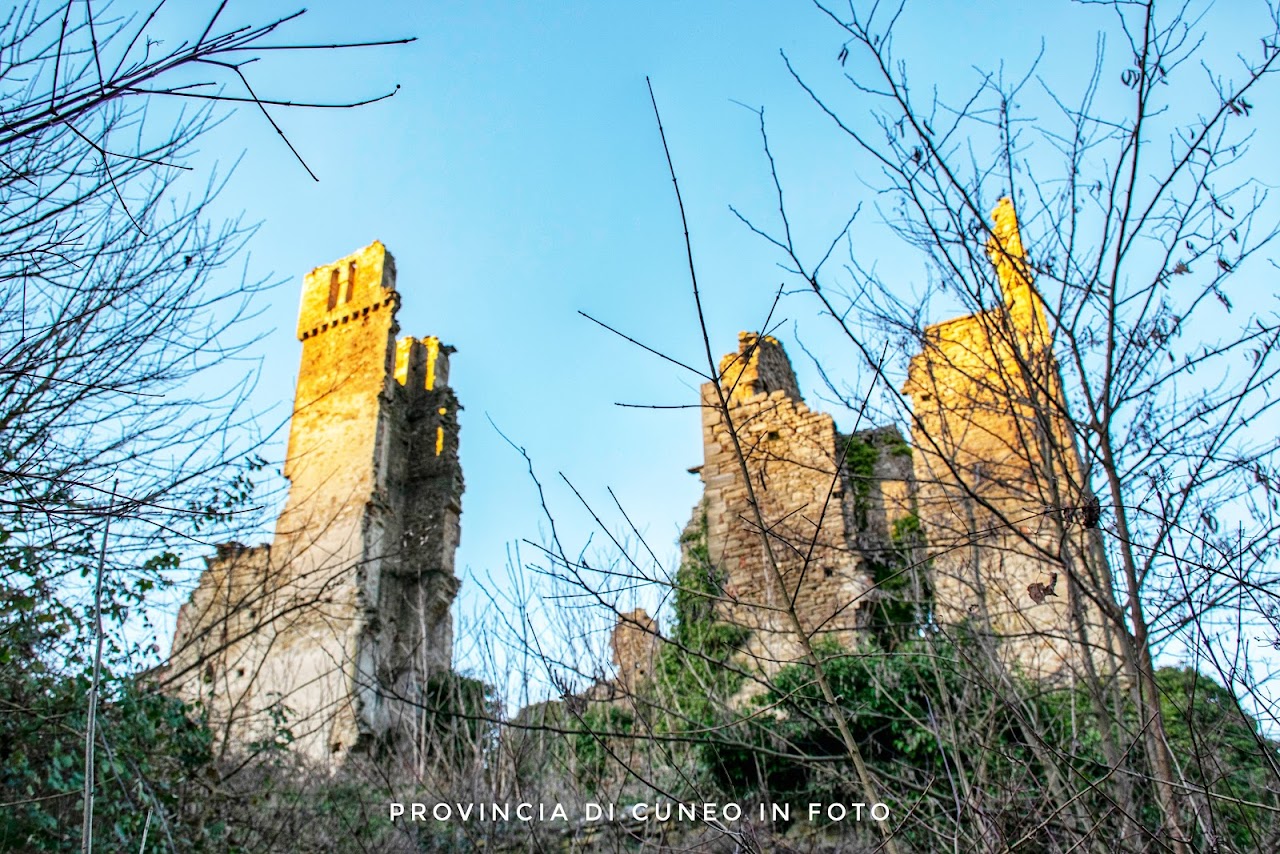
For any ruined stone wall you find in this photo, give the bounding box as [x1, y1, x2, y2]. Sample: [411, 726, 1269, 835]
[653, 204, 1117, 690]
[902, 198, 1119, 682]
[167, 242, 463, 765]
[690, 333, 913, 677]
[610, 609, 660, 696]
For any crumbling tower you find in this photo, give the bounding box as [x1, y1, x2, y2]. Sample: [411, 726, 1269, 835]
[610, 201, 1114, 699]
[903, 198, 1117, 680]
[167, 242, 463, 764]
[689, 334, 914, 676]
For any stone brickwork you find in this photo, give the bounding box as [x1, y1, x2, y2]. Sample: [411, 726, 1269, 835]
[617, 200, 1118, 691]
[903, 198, 1118, 681]
[167, 242, 463, 765]
[610, 609, 660, 695]
[687, 334, 915, 677]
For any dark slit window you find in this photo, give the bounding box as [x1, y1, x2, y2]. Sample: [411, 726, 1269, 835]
[345, 261, 356, 304]
[327, 268, 340, 310]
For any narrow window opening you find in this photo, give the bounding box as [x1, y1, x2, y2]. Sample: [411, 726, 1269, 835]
[345, 261, 356, 303]
[327, 268, 340, 310]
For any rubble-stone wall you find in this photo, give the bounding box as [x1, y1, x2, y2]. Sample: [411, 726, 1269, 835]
[629, 200, 1118, 692]
[688, 333, 914, 678]
[166, 242, 463, 765]
[610, 609, 660, 695]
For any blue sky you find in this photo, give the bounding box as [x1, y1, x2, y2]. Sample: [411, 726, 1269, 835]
[133, 0, 1280, 686]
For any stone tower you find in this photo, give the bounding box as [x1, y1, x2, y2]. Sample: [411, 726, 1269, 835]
[652, 200, 1117, 690]
[903, 198, 1117, 680]
[166, 242, 463, 764]
[689, 334, 915, 677]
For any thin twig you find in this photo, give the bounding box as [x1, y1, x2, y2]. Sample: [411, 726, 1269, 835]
[81, 478, 118, 854]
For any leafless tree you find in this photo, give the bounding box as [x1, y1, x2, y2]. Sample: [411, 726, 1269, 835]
[0, 0, 409, 578]
[713, 0, 1280, 850]
[479, 2, 1280, 852]
[0, 2, 412, 849]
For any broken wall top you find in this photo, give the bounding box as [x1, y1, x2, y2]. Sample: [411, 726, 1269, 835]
[718, 332, 802, 407]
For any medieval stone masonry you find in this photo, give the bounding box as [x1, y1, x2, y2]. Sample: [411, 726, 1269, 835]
[690, 333, 914, 679]
[613, 198, 1118, 691]
[902, 199, 1120, 681]
[167, 242, 463, 764]
[171, 200, 1116, 762]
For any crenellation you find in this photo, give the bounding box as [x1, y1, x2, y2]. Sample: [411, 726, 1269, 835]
[169, 220, 1113, 752]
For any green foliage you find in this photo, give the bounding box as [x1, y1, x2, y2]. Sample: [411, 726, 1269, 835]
[1156, 667, 1280, 850]
[739, 637, 966, 804]
[721, 639, 1280, 847]
[410, 671, 500, 773]
[840, 433, 882, 529]
[1, 558, 510, 853]
[884, 431, 913, 459]
[841, 429, 912, 533]
[655, 510, 747, 715]
[563, 512, 752, 792]
[573, 705, 635, 783]
[210, 765, 404, 854]
[865, 512, 931, 649]
[0, 581, 223, 852]
[890, 512, 922, 545]
[0, 4, 426, 849]
[582, 508, 751, 792]
[670, 510, 740, 647]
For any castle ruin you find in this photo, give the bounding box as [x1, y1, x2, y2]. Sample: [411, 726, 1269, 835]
[166, 242, 463, 764]
[168, 201, 1115, 763]
[615, 198, 1115, 689]
[903, 198, 1119, 679]
[689, 333, 915, 676]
